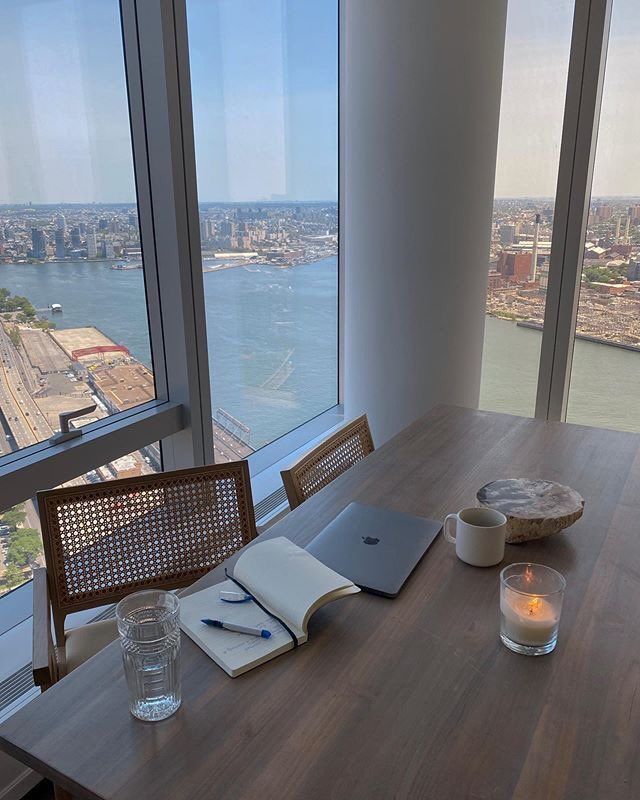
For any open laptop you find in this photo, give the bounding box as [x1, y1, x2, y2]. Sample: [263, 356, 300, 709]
[306, 502, 442, 597]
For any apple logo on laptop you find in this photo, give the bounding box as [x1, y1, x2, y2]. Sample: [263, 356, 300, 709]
[362, 536, 380, 545]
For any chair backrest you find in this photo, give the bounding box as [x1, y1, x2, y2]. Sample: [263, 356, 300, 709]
[38, 461, 257, 644]
[280, 415, 375, 510]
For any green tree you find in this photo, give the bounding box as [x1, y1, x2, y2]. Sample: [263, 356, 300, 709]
[1, 564, 25, 590]
[6, 528, 42, 568]
[1, 505, 27, 529]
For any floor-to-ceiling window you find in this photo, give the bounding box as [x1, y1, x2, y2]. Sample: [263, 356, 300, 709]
[479, 0, 574, 417]
[0, 0, 161, 597]
[186, 0, 339, 460]
[566, 0, 640, 432]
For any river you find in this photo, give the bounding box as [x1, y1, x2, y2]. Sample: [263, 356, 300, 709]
[0, 257, 338, 449]
[1, 259, 639, 444]
[480, 315, 640, 433]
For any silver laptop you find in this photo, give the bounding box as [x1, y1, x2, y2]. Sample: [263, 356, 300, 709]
[307, 502, 442, 597]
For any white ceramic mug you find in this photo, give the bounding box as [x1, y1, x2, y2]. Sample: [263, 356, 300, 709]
[443, 507, 507, 567]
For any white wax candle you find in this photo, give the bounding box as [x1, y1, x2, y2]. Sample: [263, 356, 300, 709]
[500, 591, 559, 646]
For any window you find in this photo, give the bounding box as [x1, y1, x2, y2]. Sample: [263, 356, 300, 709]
[0, 0, 156, 460]
[566, 0, 640, 433]
[479, 0, 574, 417]
[186, 0, 339, 458]
[0, 444, 160, 598]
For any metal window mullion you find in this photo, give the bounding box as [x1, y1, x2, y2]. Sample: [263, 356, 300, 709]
[535, 0, 612, 421]
[121, 0, 213, 469]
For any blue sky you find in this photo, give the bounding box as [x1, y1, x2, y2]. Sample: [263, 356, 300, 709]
[1, 0, 638, 203]
[0, 0, 338, 204]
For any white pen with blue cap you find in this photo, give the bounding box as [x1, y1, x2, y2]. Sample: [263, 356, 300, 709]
[201, 619, 272, 639]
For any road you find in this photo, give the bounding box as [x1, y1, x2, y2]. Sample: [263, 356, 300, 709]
[0, 322, 53, 450]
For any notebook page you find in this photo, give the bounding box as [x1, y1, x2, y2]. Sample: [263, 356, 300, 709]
[179, 579, 303, 677]
[234, 536, 359, 634]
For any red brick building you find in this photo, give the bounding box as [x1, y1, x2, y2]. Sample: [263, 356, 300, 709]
[497, 251, 532, 282]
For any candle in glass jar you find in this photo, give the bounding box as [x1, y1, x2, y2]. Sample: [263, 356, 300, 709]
[500, 591, 559, 646]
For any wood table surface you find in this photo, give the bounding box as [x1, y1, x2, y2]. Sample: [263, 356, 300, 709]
[2, 405, 640, 800]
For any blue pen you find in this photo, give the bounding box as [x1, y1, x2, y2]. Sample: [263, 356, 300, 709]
[201, 619, 271, 639]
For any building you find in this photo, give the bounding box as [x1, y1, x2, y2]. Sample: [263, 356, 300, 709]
[70, 226, 82, 248]
[54, 228, 66, 259]
[499, 225, 516, 246]
[487, 269, 503, 290]
[627, 259, 640, 281]
[497, 251, 532, 282]
[31, 227, 47, 260]
[55, 214, 66, 234]
[86, 229, 98, 259]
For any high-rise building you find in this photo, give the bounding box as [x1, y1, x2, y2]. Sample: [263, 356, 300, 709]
[86, 228, 98, 259]
[55, 228, 66, 259]
[104, 241, 115, 259]
[70, 227, 82, 248]
[55, 213, 66, 234]
[31, 227, 47, 260]
[499, 225, 516, 246]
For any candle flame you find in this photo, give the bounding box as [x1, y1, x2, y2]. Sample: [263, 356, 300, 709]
[527, 597, 541, 616]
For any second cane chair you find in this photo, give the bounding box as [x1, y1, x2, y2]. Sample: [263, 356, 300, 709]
[32, 461, 257, 691]
[280, 414, 375, 510]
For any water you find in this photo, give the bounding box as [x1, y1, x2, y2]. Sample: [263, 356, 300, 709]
[2, 260, 639, 440]
[0, 256, 338, 449]
[480, 315, 640, 434]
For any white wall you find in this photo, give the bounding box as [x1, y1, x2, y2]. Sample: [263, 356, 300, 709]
[344, 0, 508, 444]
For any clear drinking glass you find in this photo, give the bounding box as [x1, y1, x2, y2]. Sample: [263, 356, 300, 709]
[500, 563, 566, 656]
[116, 590, 181, 721]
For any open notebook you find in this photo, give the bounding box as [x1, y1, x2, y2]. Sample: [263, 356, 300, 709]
[179, 537, 360, 677]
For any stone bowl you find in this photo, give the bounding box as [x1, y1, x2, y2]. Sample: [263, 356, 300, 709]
[476, 478, 584, 544]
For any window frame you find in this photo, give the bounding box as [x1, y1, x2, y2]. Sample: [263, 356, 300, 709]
[535, 0, 613, 422]
[0, 0, 344, 605]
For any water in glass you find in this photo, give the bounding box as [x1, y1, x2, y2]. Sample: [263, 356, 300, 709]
[116, 590, 181, 721]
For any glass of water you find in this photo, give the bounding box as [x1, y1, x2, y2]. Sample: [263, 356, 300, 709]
[116, 590, 181, 721]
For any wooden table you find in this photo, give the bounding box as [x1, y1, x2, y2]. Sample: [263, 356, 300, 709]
[2, 405, 640, 800]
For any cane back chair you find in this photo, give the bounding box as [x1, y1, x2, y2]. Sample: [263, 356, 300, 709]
[33, 461, 257, 690]
[280, 414, 375, 510]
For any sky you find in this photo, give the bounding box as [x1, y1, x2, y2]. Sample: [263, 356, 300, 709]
[0, 0, 338, 204]
[0, 0, 638, 203]
[495, 0, 640, 198]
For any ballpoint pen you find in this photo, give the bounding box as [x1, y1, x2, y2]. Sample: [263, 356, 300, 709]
[201, 619, 271, 639]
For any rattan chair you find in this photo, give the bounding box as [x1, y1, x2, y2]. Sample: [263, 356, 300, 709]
[280, 414, 375, 510]
[33, 461, 257, 690]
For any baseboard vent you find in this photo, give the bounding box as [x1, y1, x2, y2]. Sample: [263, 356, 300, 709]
[255, 485, 288, 523]
[0, 664, 35, 719]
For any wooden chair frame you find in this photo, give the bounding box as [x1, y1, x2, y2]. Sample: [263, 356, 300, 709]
[33, 461, 257, 688]
[280, 415, 375, 509]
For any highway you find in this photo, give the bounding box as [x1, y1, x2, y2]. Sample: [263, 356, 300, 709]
[0, 322, 53, 451]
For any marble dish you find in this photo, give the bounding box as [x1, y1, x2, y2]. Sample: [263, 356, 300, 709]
[476, 478, 584, 544]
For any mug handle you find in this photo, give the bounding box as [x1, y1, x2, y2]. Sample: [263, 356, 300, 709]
[443, 514, 458, 544]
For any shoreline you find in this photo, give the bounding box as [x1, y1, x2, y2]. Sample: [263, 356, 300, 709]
[1, 253, 338, 274]
[514, 318, 640, 354]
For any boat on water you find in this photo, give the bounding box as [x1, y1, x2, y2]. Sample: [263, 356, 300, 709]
[50, 303, 62, 313]
[111, 261, 142, 271]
